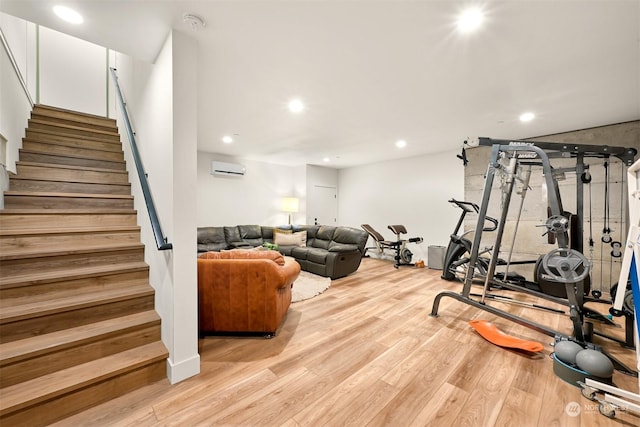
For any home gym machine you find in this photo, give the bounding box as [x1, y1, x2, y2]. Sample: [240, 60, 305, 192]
[430, 137, 638, 375]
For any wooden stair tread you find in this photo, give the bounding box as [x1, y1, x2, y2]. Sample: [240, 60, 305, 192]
[0, 341, 168, 416]
[0, 225, 140, 236]
[16, 161, 128, 174]
[21, 137, 123, 153]
[34, 105, 116, 126]
[9, 175, 131, 187]
[9, 175, 130, 187]
[0, 283, 154, 323]
[25, 128, 123, 145]
[0, 208, 137, 215]
[0, 261, 149, 289]
[28, 118, 119, 137]
[0, 311, 160, 365]
[20, 147, 125, 161]
[0, 242, 144, 260]
[3, 191, 133, 199]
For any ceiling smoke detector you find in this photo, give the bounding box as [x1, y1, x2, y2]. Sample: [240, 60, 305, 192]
[183, 13, 206, 31]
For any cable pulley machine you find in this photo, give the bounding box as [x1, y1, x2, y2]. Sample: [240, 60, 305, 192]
[431, 137, 637, 375]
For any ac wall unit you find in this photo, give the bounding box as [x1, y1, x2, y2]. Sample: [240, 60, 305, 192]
[211, 161, 246, 176]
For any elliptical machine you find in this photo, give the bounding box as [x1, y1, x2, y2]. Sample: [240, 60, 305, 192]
[441, 199, 502, 281]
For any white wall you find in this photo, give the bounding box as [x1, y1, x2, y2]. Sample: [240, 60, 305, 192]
[197, 152, 300, 226]
[117, 31, 199, 384]
[39, 26, 107, 116]
[167, 30, 199, 382]
[338, 149, 464, 262]
[0, 12, 35, 174]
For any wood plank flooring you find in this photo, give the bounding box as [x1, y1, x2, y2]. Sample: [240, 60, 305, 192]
[51, 257, 639, 426]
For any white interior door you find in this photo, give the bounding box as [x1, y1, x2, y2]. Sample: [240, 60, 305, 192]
[309, 185, 337, 225]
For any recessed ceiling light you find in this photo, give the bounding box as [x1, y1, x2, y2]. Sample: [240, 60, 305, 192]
[519, 112, 535, 122]
[323, 157, 330, 162]
[288, 99, 304, 114]
[457, 7, 484, 33]
[53, 5, 83, 25]
[395, 139, 407, 148]
[222, 135, 233, 144]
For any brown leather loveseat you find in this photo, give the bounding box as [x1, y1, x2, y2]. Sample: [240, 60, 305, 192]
[197, 250, 301, 336]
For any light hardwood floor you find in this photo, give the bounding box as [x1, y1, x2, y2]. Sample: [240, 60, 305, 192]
[53, 257, 639, 426]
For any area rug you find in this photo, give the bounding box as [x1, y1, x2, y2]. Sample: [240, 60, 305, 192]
[291, 271, 331, 303]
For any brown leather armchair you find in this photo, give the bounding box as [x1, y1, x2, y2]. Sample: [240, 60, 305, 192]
[197, 250, 301, 336]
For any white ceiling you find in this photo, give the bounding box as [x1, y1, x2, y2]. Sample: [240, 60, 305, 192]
[2, 1, 639, 168]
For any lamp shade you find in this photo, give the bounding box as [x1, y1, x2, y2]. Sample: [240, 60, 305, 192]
[282, 197, 299, 213]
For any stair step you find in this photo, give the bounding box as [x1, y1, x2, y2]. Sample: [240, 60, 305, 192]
[0, 226, 141, 255]
[0, 243, 145, 279]
[3, 191, 134, 209]
[28, 119, 120, 142]
[18, 150, 126, 172]
[33, 104, 116, 129]
[0, 310, 161, 387]
[0, 341, 167, 425]
[0, 261, 149, 297]
[31, 111, 117, 134]
[0, 283, 155, 343]
[0, 209, 138, 229]
[9, 176, 131, 195]
[0, 277, 149, 310]
[0, 104, 168, 425]
[25, 129, 123, 151]
[22, 139, 125, 161]
[15, 161, 129, 185]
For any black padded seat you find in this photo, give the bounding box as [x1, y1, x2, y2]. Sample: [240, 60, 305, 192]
[291, 246, 309, 260]
[306, 248, 329, 264]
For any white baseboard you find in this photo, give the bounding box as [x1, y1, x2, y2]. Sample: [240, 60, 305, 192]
[167, 353, 200, 384]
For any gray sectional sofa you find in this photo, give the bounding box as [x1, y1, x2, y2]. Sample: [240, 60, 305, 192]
[197, 224, 368, 279]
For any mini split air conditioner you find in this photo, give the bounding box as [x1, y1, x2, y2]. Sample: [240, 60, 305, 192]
[211, 161, 246, 176]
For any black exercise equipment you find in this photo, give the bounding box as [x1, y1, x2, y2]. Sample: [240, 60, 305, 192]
[361, 224, 423, 268]
[441, 199, 500, 281]
[387, 225, 424, 268]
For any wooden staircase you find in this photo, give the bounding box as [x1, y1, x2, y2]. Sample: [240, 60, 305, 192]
[0, 105, 169, 426]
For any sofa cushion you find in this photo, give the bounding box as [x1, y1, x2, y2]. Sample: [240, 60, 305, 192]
[197, 227, 228, 252]
[199, 249, 285, 266]
[316, 226, 336, 240]
[238, 224, 264, 246]
[224, 226, 242, 244]
[331, 227, 369, 253]
[198, 242, 228, 252]
[261, 226, 275, 241]
[198, 227, 226, 243]
[329, 243, 360, 252]
[306, 247, 329, 264]
[290, 246, 308, 260]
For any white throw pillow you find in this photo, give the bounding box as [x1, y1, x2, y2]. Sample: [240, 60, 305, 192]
[274, 230, 307, 247]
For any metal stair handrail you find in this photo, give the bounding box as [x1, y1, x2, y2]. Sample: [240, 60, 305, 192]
[109, 67, 172, 251]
